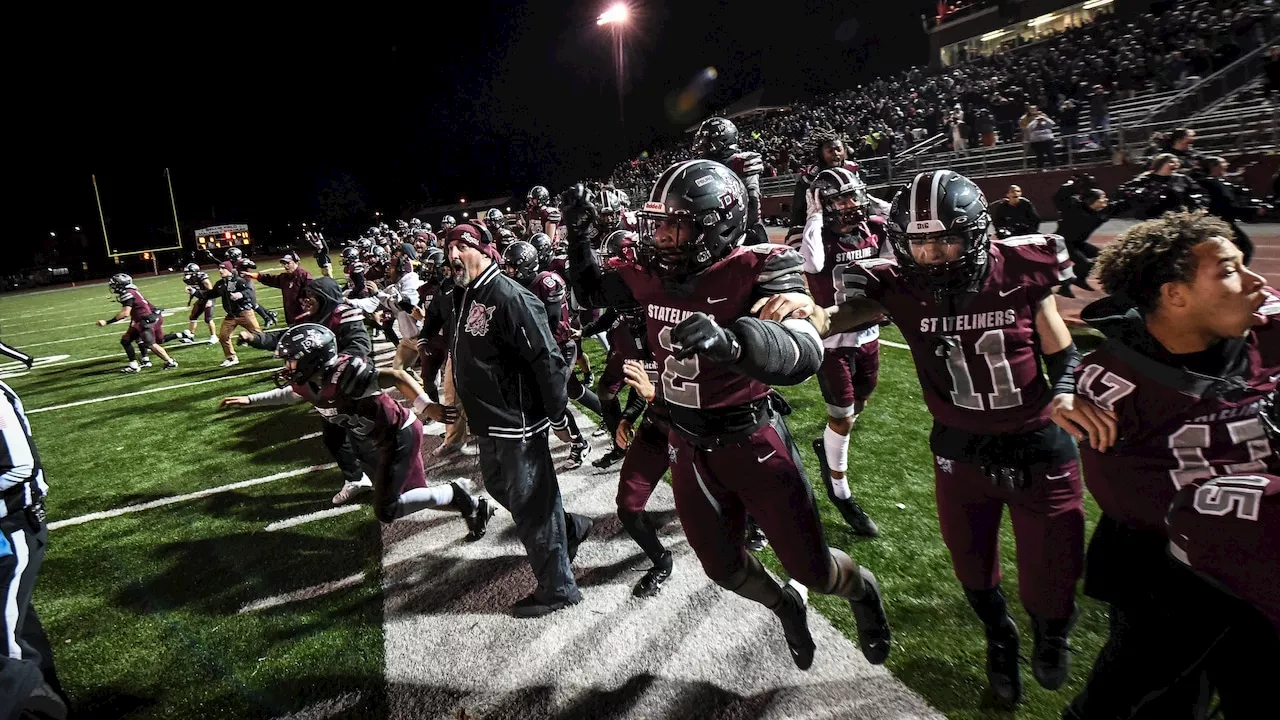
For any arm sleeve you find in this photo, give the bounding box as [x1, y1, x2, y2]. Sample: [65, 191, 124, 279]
[347, 296, 382, 313]
[507, 292, 570, 425]
[620, 387, 648, 423]
[564, 229, 638, 309]
[246, 387, 305, 406]
[727, 316, 823, 386]
[335, 309, 373, 358]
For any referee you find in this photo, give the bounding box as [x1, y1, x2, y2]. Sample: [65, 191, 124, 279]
[1, 344, 69, 720]
[444, 223, 593, 618]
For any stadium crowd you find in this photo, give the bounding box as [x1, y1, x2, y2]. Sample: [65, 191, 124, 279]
[610, 0, 1278, 191]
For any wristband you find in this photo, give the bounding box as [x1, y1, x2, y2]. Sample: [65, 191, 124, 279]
[412, 393, 433, 415]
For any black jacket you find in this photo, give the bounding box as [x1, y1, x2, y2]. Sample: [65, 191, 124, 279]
[448, 262, 570, 439]
[246, 277, 371, 357]
[989, 198, 1041, 237]
[196, 275, 257, 317]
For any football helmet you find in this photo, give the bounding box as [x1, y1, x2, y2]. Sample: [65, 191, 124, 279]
[812, 166, 870, 229]
[410, 218, 421, 227]
[485, 209, 505, 228]
[396, 219, 410, 231]
[340, 247, 361, 266]
[528, 233, 555, 270]
[597, 204, 622, 232]
[526, 185, 551, 211]
[274, 323, 338, 387]
[369, 245, 390, 263]
[422, 247, 445, 282]
[638, 159, 747, 278]
[601, 229, 646, 266]
[108, 273, 134, 294]
[886, 170, 992, 295]
[226, 247, 244, 262]
[422, 222, 433, 233]
[501, 241, 539, 284]
[441, 215, 457, 231]
[693, 117, 740, 162]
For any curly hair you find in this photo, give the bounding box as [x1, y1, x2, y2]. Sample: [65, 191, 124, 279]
[1094, 211, 1234, 314]
[808, 128, 844, 163]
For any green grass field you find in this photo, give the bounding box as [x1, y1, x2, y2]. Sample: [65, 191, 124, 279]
[2, 258, 1111, 719]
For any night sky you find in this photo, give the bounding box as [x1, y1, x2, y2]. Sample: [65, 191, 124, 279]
[15, 1, 930, 264]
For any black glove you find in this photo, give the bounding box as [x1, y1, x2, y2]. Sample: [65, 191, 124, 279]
[671, 312, 741, 363]
[558, 184, 599, 233]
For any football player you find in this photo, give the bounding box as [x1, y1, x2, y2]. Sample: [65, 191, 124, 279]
[791, 166, 889, 538]
[502, 241, 595, 468]
[219, 324, 494, 538]
[415, 248, 449, 404]
[182, 263, 219, 345]
[562, 159, 891, 671]
[788, 129, 889, 228]
[97, 274, 178, 372]
[224, 247, 279, 328]
[1065, 211, 1277, 719]
[693, 117, 767, 245]
[484, 209, 517, 251]
[525, 186, 560, 240]
[764, 170, 1090, 705]
[439, 215, 458, 235]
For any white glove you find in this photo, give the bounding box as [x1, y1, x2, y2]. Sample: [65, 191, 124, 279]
[805, 186, 824, 222]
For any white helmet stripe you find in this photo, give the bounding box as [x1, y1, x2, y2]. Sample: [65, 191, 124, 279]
[654, 159, 705, 209]
[930, 170, 947, 222]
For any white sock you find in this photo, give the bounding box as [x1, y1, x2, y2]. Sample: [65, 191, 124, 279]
[824, 425, 852, 500]
[392, 485, 455, 519]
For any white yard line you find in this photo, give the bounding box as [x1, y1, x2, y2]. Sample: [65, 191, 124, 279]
[27, 369, 276, 414]
[265, 505, 362, 532]
[239, 573, 367, 614]
[48, 463, 338, 530]
[881, 339, 909, 350]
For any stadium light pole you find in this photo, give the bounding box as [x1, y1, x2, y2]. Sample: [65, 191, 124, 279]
[598, 3, 629, 142]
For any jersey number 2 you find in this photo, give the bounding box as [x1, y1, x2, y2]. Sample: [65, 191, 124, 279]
[942, 330, 1023, 411]
[658, 326, 702, 409]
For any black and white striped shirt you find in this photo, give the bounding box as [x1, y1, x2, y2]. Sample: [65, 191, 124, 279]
[0, 381, 47, 519]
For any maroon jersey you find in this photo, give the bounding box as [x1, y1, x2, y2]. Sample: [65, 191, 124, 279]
[548, 255, 568, 278]
[843, 235, 1073, 434]
[529, 270, 572, 344]
[1167, 473, 1280, 632]
[292, 355, 410, 445]
[531, 205, 561, 233]
[117, 287, 158, 327]
[1076, 300, 1280, 532]
[614, 243, 806, 414]
[791, 220, 889, 347]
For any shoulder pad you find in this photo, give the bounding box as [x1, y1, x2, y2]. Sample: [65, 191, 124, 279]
[996, 233, 1073, 289]
[334, 355, 379, 398]
[784, 225, 804, 249]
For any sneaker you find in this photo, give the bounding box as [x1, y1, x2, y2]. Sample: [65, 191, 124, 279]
[332, 478, 373, 505]
[459, 441, 480, 457]
[431, 443, 461, 458]
[592, 446, 626, 469]
[745, 516, 769, 552]
[591, 428, 608, 438]
[220, 357, 239, 367]
[511, 592, 577, 619]
[848, 568, 892, 665]
[774, 580, 816, 670]
[207, 334, 219, 345]
[632, 551, 673, 598]
[163, 360, 178, 370]
[565, 438, 589, 469]
[122, 362, 141, 374]
[464, 497, 496, 541]
[179, 331, 195, 344]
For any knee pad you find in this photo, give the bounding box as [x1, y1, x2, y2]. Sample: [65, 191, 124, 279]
[823, 425, 850, 474]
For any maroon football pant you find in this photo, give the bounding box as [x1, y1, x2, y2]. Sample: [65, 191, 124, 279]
[933, 455, 1084, 618]
[188, 299, 213, 323]
[616, 420, 669, 514]
[668, 414, 833, 590]
[598, 349, 627, 397]
[815, 340, 880, 417]
[373, 418, 426, 523]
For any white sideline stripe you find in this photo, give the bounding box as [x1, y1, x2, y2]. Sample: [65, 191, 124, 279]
[881, 339, 909, 350]
[22, 333, 118, 348]
[265, 505, 362, 532]
[48, 463, 338, 530]
[239, 573, 366, 614]
[27, 369, 275, 414]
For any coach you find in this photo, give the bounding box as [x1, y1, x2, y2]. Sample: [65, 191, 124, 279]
[444, 223, 593, 618]
[0, 368, 69, 719]
[244, 251, 312, 325]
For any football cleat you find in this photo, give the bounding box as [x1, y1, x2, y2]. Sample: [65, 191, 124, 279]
[985, 614, 1023, 706]
[139, 360, 153, 369]
[774, 580, 816, 670]
[848, 568, 892, 665]
[220, 357, 239, 367]
[813, 437, 878, 537]
[592, 445, 626, 469]
[121, 361, 141, 374]
[1031, 610, 1077, 690]
[179, 330, 195, 344]
[163, 360, 178, 370]
[332, 479, 372, 505]
[459, 441, 480, 457]
[633, 551, 673, 598]
[207, 334, 219, 344]
[264, 311, 279, 328]
[464, 497, 496, 541]
[745, 516, 769, 552]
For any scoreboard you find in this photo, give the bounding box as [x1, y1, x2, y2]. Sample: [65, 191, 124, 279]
[195, 224, 251, 251]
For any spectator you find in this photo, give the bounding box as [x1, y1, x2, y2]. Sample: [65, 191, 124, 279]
[1199, 156, 1255, 263]
[989, 185, 1042, 238]
[1024, 109, 1058, 169]
[1087, 84, 1111, 148]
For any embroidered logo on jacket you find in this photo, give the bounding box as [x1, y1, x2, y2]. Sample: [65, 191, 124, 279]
[465, 302, 496, 337]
